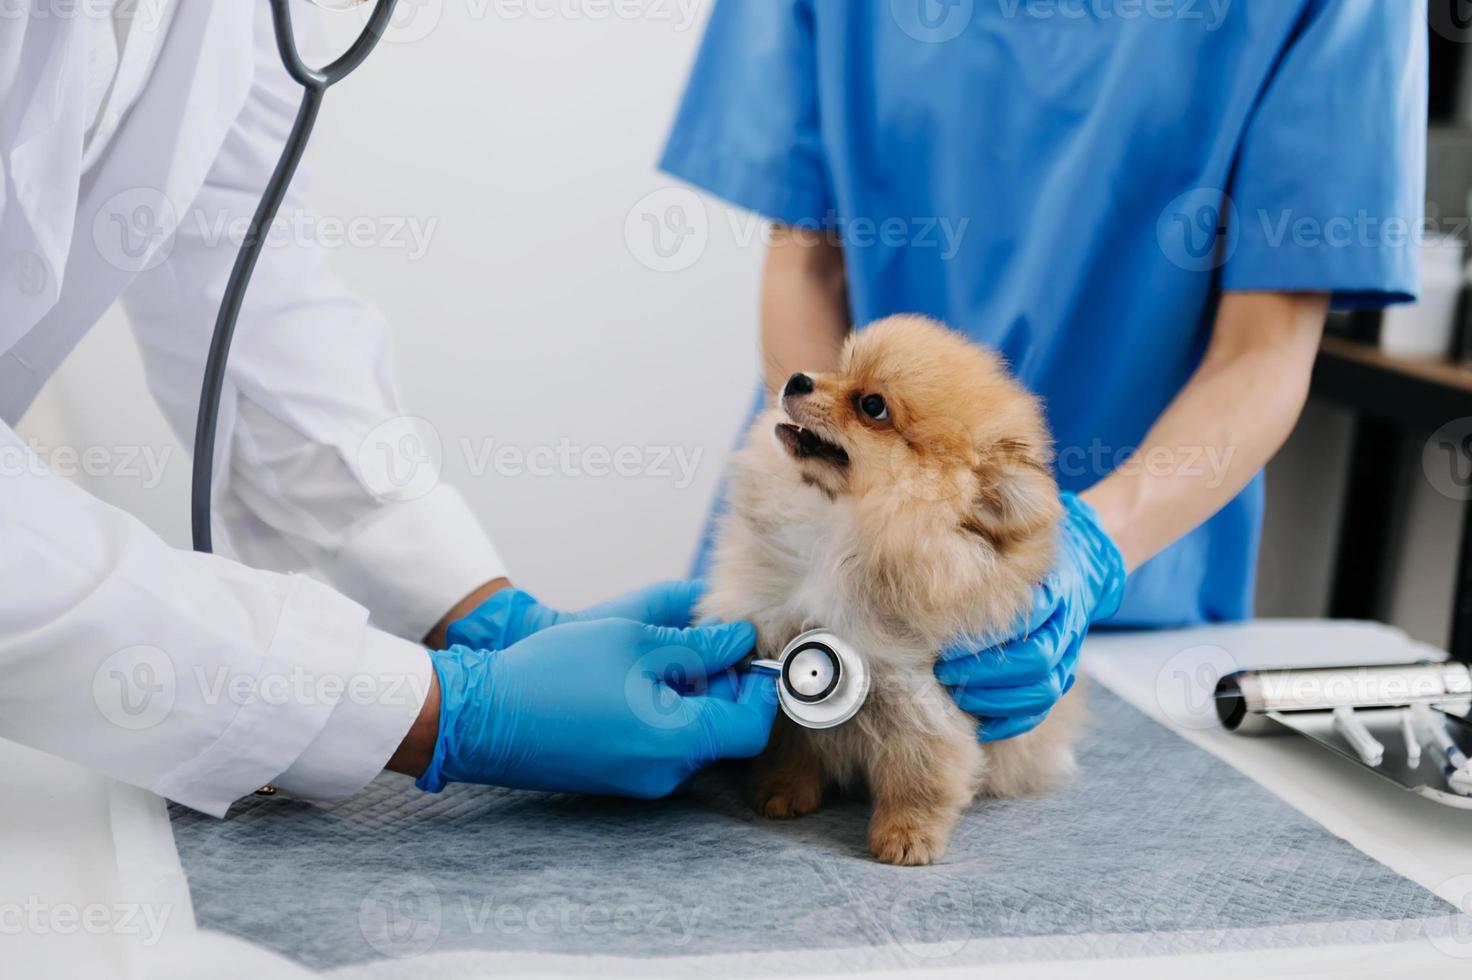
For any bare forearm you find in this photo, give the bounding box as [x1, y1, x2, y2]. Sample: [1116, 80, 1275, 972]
[1082, 291, 1330, 571]
[760, 226, 851, 393]
[388, 668, 440, 777]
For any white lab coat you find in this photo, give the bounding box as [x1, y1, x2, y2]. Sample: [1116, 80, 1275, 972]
[0, 4, 505, 815]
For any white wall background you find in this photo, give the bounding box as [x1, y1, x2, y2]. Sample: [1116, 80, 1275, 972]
[15, 0, 1464, 644]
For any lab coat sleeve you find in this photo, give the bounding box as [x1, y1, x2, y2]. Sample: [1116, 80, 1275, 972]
[118, 7, 506, 643]
[1221, 0, 1427, 309]
[659, 0, 833, 225]
[0, 422, 431, 817]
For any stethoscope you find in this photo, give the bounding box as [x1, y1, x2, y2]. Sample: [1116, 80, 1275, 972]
[198, 0, 400, 797]
[192, 0, 400, 553]
[751, 630, 870, 730]
[198, 1, 870, 735]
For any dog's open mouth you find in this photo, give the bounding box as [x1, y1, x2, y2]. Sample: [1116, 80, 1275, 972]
[775, 422, 850, 465]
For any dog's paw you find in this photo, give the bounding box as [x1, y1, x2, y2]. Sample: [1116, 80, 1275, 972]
[749, 775, 823, 820]
[867, 818, 948, 866]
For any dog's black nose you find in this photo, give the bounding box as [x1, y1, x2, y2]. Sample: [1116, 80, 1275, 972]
[785, 373, 815, 398]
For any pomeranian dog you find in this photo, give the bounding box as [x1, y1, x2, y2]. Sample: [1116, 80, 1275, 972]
[699, 315, 1082, 866]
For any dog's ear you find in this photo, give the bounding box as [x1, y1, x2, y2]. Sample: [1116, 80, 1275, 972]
[962, 439, 1061, 549]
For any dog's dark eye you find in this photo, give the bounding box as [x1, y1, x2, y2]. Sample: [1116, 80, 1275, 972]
[859, 394, 889, 421]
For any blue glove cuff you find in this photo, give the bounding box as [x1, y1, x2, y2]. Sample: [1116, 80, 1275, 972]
[1060, 492, 1128, 621]
[413, 648, 457, 794]
[445, 588, 543, 652]
[414, 645, 500, 794]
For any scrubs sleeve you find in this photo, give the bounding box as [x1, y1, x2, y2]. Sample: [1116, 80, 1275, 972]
[660, 0, 833, 226]
[1221, 0, 1427, 309]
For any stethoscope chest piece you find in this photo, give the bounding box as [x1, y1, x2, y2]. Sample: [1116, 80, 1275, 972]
[752, 630, 869, 730]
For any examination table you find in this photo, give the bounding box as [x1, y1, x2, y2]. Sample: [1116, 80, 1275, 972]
[6, 621, 1472, 979]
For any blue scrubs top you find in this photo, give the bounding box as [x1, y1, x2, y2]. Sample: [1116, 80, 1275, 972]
[662, 0, 1426, 627]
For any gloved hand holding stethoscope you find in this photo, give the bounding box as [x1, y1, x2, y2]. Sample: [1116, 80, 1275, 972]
[419, 618, 780, 799]
[447, 585, 872, 734]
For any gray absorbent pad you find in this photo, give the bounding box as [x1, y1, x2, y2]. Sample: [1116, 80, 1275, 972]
[169, 689, 1461, 974]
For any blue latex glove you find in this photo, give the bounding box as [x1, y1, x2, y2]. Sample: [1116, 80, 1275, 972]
[935, 493, 1127, 742]
[417, 618, 778, 799]
[445, 581, 704, 652]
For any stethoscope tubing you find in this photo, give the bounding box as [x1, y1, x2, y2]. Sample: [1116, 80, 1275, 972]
[191, 0, 402, 553]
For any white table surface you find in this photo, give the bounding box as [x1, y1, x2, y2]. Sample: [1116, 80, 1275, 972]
[4, 620, 1472, 978]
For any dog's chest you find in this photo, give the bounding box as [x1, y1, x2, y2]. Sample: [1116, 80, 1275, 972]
[760, 500, 850, 620]
[759, 501, 928, 674]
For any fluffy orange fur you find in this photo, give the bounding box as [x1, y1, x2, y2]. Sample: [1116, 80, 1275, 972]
[699, 315, 1082, 866]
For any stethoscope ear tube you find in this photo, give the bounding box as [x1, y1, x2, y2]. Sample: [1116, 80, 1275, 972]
[191, 0, 401, 555]
[752, 630, 869, 730]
